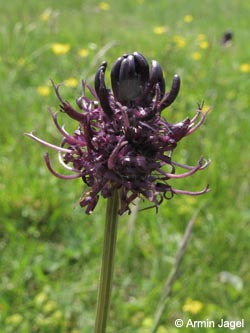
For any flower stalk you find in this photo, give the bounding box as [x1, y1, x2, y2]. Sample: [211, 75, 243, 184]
[94, 190, 119, 333]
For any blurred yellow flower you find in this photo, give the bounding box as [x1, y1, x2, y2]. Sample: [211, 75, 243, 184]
[99, 2, 110, 11]
[173, 35, 186, 48]
[192, 52, 202, 61]
[64, 77, 78, 88]
[43, 300, 58, 313]
[157, 326, 168, 333]
[51, 43, 70, 55]
[153, 26, 167, 35]
[202, 103, 212, 113]
[78, 48, 89, 58]
[17, 57, 26, 66]
[37, 86, 50, 96]
[184, 15, 193, 23]
[51, 309, 63, 321]
[183, 298, 203, 314]
[6, 313, 23, 325]
[240, 63, 250, 73]
[199, 40, 209, 49]
[40, 8, 52, 21]
[142, 317, 153, 327]
[34, 291, 48, 305]
[197, 33, 206, 41]
[36, 316, 51, 325]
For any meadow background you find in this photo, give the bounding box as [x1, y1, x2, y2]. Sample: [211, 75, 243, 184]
[1, 0, 250, 332]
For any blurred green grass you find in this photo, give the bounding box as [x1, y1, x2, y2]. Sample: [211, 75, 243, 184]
[1, 0, 250, 332]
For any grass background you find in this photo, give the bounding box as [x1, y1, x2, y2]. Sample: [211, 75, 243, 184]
[1, 0, 250, 332]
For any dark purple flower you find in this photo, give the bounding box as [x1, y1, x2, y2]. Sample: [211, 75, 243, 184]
[26, 52, 210, 215]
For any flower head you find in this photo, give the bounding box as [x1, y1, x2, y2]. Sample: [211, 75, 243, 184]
[63, 77, 78, 88]
[51, 43, 70, 56]
[78, 48, 89, 58]
[192, 52, 202, 61]
[173, 35, 187, 48]
[240, 63, 250, 73]
[36, 85, 50, 96]
[98, 2, 110, 11]
[26, 52, 210, 215]
[184, 14, 193, 23]
[183, 298, 203, 314]
[153, 26, 167, 35]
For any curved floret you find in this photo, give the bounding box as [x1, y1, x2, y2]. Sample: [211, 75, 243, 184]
[25, 52, 210, 215]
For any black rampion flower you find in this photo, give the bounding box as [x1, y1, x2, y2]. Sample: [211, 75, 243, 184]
[26, 52, 210, 215]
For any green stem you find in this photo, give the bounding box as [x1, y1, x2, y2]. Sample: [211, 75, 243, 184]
[94, 190, 119, 333]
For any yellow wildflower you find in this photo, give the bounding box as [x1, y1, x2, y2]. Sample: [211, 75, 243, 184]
[40, 8, 52, 21]
[184, 15, 193, 23]
[197, 34, 206, 41]
[6, 313, 23, 325]
[51, 43, 70, 55]
[192, 52, 202, 61]
[34, 291, 48, 305]
[51, 310, 63, 321]
[17, 58, 26, 66]
[78, 48, 89, 58]
[183, 297, 203, 314]
[199, 40, 209, 49]
[142, 317, 153, 327]
[153, 26, 167, 35]
[202, 103, 211, 113]
[36, 86, 50, 96]
[173, 35, 186, 48]
[240, 63, 250, 73]
[64, 77, 78, 88]
[99, 2, 110, 11]
[43, 300, 57, 313]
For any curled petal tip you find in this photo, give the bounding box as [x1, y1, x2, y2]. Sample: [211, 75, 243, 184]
[94, 61, 107, 94]
[160, 74, 181, 110]
[149, 60, 165, 98]
[95, 61, 113, 116]
[199, 158, 211, 170]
